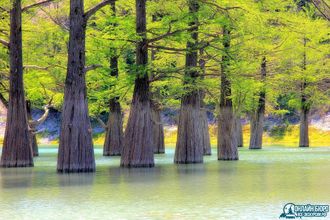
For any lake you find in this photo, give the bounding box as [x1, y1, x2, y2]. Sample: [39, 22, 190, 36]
[0, 146, 330, 220]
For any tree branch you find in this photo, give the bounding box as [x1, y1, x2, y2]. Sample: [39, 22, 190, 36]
[29, 104, 52, 127]
[40, 8, 69, 31]
[0, 38, 9, 48]
[22, 0, 55, 12]
[84, 0, 115, 22]
[84, 64, 103, 73]
[148, 45, 186, 52]
[96, 117, 108, 130]
[311, 0, 330, 21]
[0, 92, 8, 108]
[23, 65, 49, 70]
[147, 26, 198, 44]
[0, 6, 9, 13]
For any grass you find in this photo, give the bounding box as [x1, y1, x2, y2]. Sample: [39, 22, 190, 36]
[0, 125, 329, 147]
[95, 124, 329, 147]
[164, 124, 330, 147]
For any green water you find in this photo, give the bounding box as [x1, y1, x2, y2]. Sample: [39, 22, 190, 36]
[0, 146, 330, 220]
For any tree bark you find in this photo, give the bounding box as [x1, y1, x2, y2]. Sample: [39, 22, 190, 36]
[175, 0, 203, 164]
[249, 57, 266, 150]
[150, 12, 165, 154]
[151, 101, 165, 154]
[1, 0, 34, 167]
[199, 48, 211, 155]
[103, 98, 124, 156]
[218, 25, 238, 160]
[201, 107, 211, 155]
[234, 116, 243, 148]
[299, 38, 310, 147]
[103, 1, 124, 156]
[120, 0, 154, 167]
[26, 101, 39, 157]
[57, 0, 95, 173]
[299, 97, 310, 147]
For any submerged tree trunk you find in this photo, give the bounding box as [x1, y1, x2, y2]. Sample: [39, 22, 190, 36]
[120, 0, 154, 167]
[151, 101, 165, 154]
[150, 13, 165, 154]
[199, 48, 211, 155]
[1, 0, 33, 167]
[218, 26, 238, 161]
[299, 97, 310, 147]
[201, 107, 211, 155]
[103, 1, 124, 156]
[103, 98, 124, 156]
[57, 0, 95, 173]
[234, 116, 243, 148]
[249, 57, 266, 150]
[26, 101, 38, 157]
[299, 38, 310, 148]
[175, 0, 203, 164]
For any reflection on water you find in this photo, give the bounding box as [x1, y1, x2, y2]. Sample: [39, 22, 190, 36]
[0, 147, 330, 220]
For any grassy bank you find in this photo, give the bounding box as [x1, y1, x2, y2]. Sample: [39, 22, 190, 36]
[1, 125, 328, 147]
[94, 125, 330, 147]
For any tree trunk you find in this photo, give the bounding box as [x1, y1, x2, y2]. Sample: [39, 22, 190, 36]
[199, 48, 211, 155]
[57, 0, 95, 173]
[103, 98, 124, 156]
[26, 101, 39, 157]
[0, 0, 33, 167]
[150, 12, 165, 155]
[218, 26, 238, 160]
[151, 101, 165, 154]
[102, 1, 124, 156]
[249, 57, 266, 150]
[120, 0, 154, 167]
[299, 105, 309, 147]
[235, 116, 243, 148]
[299, 38, 309, 148]
[299, 81, 310, 147]
[201, 104, 211, 155]
[175, 0, 203, 164]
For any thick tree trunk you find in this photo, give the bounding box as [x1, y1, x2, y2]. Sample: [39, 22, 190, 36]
[120, 0, 154, 167]
[57, 0, 95, 173]
[26, 101, 39, 157]
[103, 98, 124, 156]
[218, 26, 238, 160]
[249, 57, 266, 150]
[151, 101, 165, 154]
[234, 116, 243, 148]
[175, 0, 203, 164]
[0, 0, 33, 167]
[175, 92, 203, 163]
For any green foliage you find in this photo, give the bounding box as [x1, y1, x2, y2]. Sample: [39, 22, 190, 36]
[0, 0, 328, 117]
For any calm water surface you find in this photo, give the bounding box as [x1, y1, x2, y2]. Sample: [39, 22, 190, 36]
[0, 146, 330, 220]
